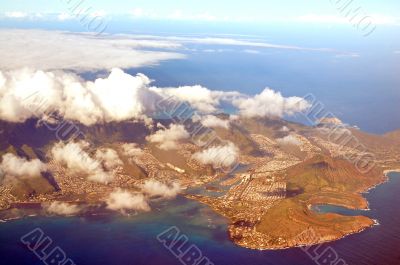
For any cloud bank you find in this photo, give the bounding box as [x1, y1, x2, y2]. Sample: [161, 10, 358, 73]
[0, 68, 160, 125]
[280, 126, 290, 132]
[106, 189, 150, 212]
[154, 85, 241, 113]
[121, 143, 143, 157]
[0, 29, 184, 71]
[146, 124, 190, 150]
[200, 115, 230, 129]
[192, 142, 239, 168]
[95, 148, 123, 170]
[0, 28, 349, 68]
[106, 181, 181, 213]
[0, 153, 47, 178]
[44, 202, 81, 216]
[51, 141, 115, 184]
[0, 68, 310, 125]
[276, 135, 301, 146]
[233, 88, 311, 118]
[142, 179, 181, 199]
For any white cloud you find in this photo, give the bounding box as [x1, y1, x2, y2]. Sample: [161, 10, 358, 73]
[0, 68, 162, 125]
[276, 135, 301, 146]
[395, 51, 400, 54]
[202, 49, 230, 53]
[51, 141, 99, 173]
[229, 114, 240, 121]
[0, 153, 47, 178]
[192, 142, 239, 168]
[127, 9, 222, 21]
[0, 28, 348, 74]
[95, 148, 123, 170]
[1, 12, 47, 20]
[106, 189, 150, 212]
[121, 34, 344, 53]
[142, 179, 181, 199]
[243, 49, 261, 54]
[232, 88, 310, 118]
[87, 171, 114, 184]
[200, 115, 230, 129]
[280, 126, 290, 132]
[167, 10, 217, 21]
[121, 143, 143, 157]
[87, 70, 156, 123]
[155, 85, 310, 119]
[127, 8, 160, 19]
[0, 68, 311, 125]
[51, 141, 114, 184]
[130, 8, 145, 17]
[44, 202, 81, 216]
[4, 12, 28, 18]
[90, 10, 107, 18]
[0, 29, 184, 71]
[154, 85, 221, 113]
[146, 124, 190, 150]
[57, 13, 73, 21]
[297, 14, 348, 24]
[177, 37, 333, 52]
[335, 53, 360, 58]
[153, 85, 241, 114]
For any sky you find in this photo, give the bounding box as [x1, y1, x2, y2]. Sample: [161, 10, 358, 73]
[0, 0, 399, 25]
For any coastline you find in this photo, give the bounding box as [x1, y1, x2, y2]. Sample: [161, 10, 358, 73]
[2, 170, 400, 250]
[218, 170, 400, 251]
[236, 222, 374, 251]
[257, 170, 400, 251]
[383, 169, 400, 176]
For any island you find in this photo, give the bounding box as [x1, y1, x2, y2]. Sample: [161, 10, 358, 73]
[0, 116, 399, 250]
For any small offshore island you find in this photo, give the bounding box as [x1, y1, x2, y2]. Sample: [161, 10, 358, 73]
[1, 115, 400, 251]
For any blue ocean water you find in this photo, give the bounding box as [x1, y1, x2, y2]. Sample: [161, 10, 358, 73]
[131, 43, 400, 134]
[119, 22, 399, 134]
[0, 173, 399, 265]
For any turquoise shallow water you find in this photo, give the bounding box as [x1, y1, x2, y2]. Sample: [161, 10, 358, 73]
[0, 173, 399, 265]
